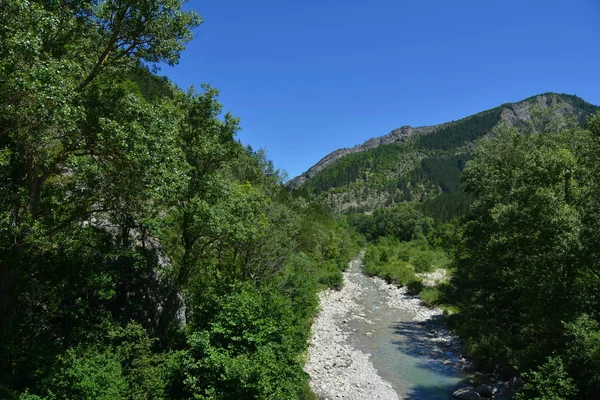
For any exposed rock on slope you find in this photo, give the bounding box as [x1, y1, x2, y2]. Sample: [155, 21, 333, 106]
[287, 93, 598, 191]
[286, 93, 599, 212]
[286, 124, 441, 189]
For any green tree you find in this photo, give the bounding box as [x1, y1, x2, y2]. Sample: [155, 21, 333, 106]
[0, 2, 362, 398]
[516, 356, 577, 400]
[563, 315, 600, 397]
[182, 283, 311, 400]
[448, 115, 600, 375]
[0, 0, 199, 387]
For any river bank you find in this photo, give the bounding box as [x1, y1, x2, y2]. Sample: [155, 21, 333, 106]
[304, 252, 473, 399]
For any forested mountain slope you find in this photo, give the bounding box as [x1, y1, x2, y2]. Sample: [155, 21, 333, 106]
[303, 89, 600, 399]
[289, 93, 599, 213]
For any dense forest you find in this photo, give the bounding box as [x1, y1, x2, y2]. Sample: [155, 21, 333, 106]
[417, 107, 503, 151]
[447, 116, 600, 399]
[0, 1, 360, 399]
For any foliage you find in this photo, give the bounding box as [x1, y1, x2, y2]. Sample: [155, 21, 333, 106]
[412, 253, 433, 273]
[419, 286, 442, 307]
[296, 93, 597, 214]
[421, 154, 469, 192]
[562, 315, 600, 397]
[4, 1, 599, 397]
[418, 108, 503, 150]
[305, 143, 410, 194]
[445, 112, 600, 397]
[43, 348, 127, 400]
[516, 357, 577, 400]
[0, 1, 361, 398]
[17, 322, 179, 400]
[349, 203, 433, 242]
[182, 283, 310, 400]
[363, 237, 450, 293]
[419, 192, 475, 222]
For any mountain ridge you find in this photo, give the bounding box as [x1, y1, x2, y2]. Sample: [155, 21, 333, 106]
[287, 93, 598, 191]
[286, 123, 443, 189]
[287, 93, 599, 213]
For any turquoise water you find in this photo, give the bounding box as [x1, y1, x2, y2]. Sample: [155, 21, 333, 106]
[345, 263, 471, 399]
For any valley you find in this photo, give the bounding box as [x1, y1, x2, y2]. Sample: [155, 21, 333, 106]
[305, 252, 471, 399]
[3, 1, 600, 398]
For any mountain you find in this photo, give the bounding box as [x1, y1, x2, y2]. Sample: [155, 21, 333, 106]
[288, 93, 599, 213]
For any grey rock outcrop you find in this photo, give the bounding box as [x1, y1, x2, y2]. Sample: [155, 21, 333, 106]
[500, 93, 577, 129]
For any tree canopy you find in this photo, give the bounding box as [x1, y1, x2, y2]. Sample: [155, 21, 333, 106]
[0, 1, 360, 398]
[446, 113, 600, 398]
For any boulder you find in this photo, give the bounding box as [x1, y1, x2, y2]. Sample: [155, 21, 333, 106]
[475, 384, 494, 398]
[453, 387, 483, 400]
[502, 377, 522, 398]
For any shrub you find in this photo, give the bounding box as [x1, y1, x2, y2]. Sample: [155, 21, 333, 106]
[516, 356, 577, 400]
[412, 253, 433, 273]
[406, 279, 424, 295]
[563, 314, 600, 397]
[420, 286, 441, 306]
[316, 261, 344, 290]
[183, 283, 310, 399]
[45, 347, 127, 400]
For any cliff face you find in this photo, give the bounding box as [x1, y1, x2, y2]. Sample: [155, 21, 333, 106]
[287, 93, 598, 192]
[499, 93, 589, 126]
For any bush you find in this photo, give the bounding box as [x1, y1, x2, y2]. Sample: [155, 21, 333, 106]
[183, 283, 310, 399]
[397, 250, 410, 262]
[516, 356, 577, 400]
[420, 286, 441, 306]
[279, 253, 318, 319]
[316, 261, 344, 290]
[363, 237, 454, 294]
[412, 253, 433, 273]
[563, 314, 600, 397]
[45, 347, 127, 400]
[19, 322, 180, 400]
[406, 279, 424, 294]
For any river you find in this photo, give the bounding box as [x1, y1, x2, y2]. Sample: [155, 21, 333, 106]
[305, 253, 473, 399]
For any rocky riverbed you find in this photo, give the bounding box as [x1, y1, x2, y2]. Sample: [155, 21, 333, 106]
[304, 255, 400, 399]
[304, 252, 473, 399]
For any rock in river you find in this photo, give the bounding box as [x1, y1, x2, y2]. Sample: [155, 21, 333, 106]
[453, 386, 483, 400]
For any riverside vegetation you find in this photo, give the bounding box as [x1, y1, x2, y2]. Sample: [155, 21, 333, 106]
[3, 1, 600, 400]
[0, 1, 361, 399]
[296, 96, 600, 398]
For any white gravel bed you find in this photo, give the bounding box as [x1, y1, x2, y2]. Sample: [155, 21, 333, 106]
[372, 276, 442, 322]
[416, 268, 449, 287]
[304, 257, 399, 400]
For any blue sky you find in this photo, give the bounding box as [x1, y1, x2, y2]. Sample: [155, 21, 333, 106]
[162, 0, 600, 180]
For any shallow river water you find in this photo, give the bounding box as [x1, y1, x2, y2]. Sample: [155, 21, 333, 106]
[306, 254, 473, 399]
[345, 261, 471, 399]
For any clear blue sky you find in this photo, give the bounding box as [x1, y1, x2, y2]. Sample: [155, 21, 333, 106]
[162, 0, 600, 180]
